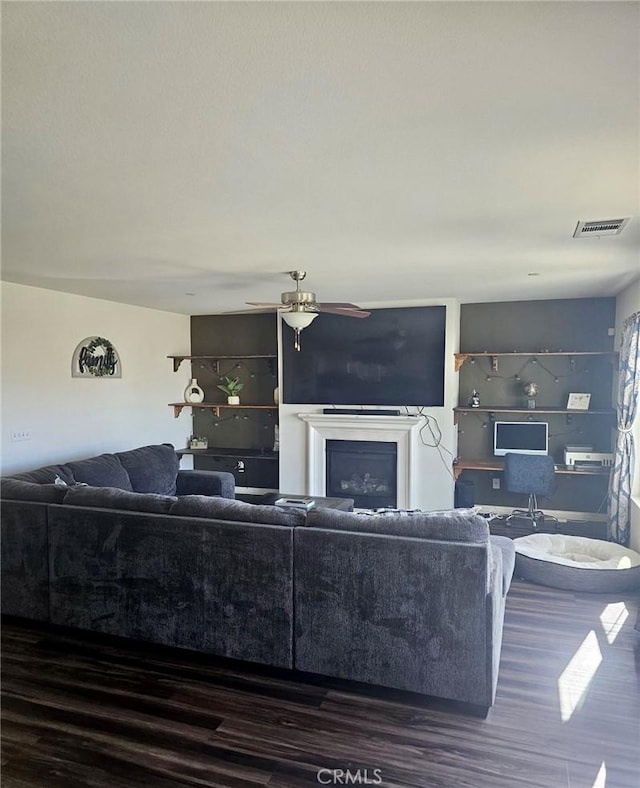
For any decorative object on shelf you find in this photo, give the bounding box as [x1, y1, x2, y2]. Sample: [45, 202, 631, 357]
[244, 270, 370, 351]
[169, 402, 277, 418]
[273, 385, 280, 405]
[523, 381, 539, 409]
[189, 435, 208, 449]
[184, 378, 205, 403]
[72, 336, 121, 378]
[273, 424, 280, 452]
[567, 392, 591, 410]
[217, 375, 244, 405]
[469, 389, 480, 408]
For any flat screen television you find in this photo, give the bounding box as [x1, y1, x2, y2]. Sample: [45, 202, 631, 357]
[282, 306, 446, 406]
[493, 421, 549, 456]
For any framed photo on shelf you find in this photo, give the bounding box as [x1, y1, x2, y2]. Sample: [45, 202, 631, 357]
[567, 392, 591, 410]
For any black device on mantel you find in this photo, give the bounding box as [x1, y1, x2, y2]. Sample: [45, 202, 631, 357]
[322, 408, 401, 416]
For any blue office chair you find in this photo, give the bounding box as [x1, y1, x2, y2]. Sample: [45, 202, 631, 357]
[504, 453, 557, 529]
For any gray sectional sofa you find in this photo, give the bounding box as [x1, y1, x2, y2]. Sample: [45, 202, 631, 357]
[1, 444, 515, 712]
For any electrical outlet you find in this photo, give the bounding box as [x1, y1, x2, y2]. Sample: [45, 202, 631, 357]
[491, 476, 501, 490]
[11, 429, 32, 442]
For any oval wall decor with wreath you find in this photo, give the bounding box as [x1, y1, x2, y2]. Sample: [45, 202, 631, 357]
[72, 336, 122, 378]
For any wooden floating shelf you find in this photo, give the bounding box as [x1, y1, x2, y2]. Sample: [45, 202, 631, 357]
[176, 447, 278, 459]
[456, 351, 617, 356]
[452, 458, 611, 480]
[453, 406, 616, 424]
[454, 351, 618, 372]
[167, 354, 277, 372]
[169, 403, 278, 418]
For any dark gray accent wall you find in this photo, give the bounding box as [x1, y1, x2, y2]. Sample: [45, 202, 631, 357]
[191, 313, 277, 357]
[460, 298, 616, 353]
[188, 314, 279, 487]
[458, 297, 616, 515]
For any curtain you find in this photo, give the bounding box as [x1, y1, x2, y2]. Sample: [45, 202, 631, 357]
[608, 311, 640, 544]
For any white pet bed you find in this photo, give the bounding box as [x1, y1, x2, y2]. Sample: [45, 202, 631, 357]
[514, 534, 640, 592]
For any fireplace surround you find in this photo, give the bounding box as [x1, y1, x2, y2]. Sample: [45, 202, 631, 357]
[298, 413, 421, 508]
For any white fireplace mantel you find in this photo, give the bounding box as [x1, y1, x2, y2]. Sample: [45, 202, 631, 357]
[298, 413, 421, 508]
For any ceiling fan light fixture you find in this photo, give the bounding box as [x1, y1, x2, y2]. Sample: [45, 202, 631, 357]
[281, 309, 318, 351]
[280, 310, 318, 330]
[246, 270, 368, 351]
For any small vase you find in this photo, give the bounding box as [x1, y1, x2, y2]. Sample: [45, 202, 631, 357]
[184, 378, 205, 403]
[273, 386, 280, 405]
[227, 395, 240, 405]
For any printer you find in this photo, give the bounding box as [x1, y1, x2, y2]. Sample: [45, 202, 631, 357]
[564, 445, 614, 469]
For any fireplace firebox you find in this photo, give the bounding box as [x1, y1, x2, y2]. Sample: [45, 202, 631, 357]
[326, 440, 397, 509]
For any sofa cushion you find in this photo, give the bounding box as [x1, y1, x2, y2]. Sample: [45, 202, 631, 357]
[0, 478, 67, 503]
[170, 495, 305, 527]
[305, 507, 489, 543]
[66, 454, 133, 491]
[115, 444, 179, 496]
[63, 485, 177, 514]
[11, 464, 76, 486]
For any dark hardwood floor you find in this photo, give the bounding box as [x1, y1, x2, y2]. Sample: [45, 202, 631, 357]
[2, 580, 639, 787]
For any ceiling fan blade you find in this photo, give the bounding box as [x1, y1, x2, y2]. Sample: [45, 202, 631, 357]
[314, 306, 371, 318]
[248, 272, 370, 318]
[223, 307, 276, 315]
[314, 301, 363, 309]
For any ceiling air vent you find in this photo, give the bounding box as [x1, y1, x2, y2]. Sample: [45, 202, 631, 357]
[573, 218, 630, 238]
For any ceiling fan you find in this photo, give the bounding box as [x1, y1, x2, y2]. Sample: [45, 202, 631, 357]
[246, 270, 370, 350]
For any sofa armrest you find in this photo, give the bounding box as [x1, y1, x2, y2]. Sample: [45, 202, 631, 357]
[489, 535, 516, 596]
[486, 537, 511, 706]
[488, 541, 503, 597]
[176, 470, 235, 499]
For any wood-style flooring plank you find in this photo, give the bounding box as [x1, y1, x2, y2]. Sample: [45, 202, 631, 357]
[2, 579, 639, 787]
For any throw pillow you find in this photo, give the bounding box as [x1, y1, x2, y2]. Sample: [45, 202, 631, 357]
[115, 444, 179, 496]
[11, 464, 77, 486]
[66, 454, 133, 491]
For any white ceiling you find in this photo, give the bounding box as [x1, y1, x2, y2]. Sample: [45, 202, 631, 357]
[2, 1, 639, 315]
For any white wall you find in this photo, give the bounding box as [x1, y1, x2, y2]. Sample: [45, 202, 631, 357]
[278, 299, 460, 511]
[1, 282, 191, 474]
[615, 276, 640, 550]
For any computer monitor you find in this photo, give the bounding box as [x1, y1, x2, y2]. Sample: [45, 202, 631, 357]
[493, 421, 549, 456]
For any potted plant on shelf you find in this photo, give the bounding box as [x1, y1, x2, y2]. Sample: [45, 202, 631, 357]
[217, 375, 244, 405]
